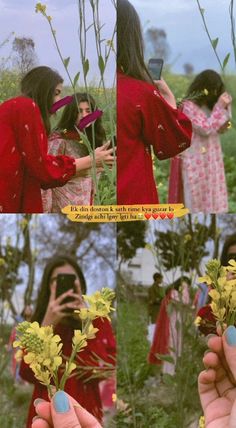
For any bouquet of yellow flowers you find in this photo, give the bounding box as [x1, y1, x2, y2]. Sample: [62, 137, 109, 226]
[195, 259, 236, 334]
[13, 287, 115, 397]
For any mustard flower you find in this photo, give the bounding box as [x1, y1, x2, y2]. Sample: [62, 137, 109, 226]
[199, 416, 205, 428]
[35, 3, 47, 14]
[72, 330, 87, 350]
[13, 321, 63, 387]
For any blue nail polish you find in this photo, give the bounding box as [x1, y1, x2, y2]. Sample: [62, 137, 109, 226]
[225, 326, 236, 346]
[53, 391, 70, 413]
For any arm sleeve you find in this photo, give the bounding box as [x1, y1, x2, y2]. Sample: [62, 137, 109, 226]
[13, 98, 76, 189]
[141, 87, 192, 160]
[182, 100, 231, 137]
[75, 318, 116, 381]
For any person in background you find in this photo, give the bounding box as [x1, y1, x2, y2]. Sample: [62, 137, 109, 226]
[148, 277, 190, 375]
[117, 0, 192, 205]
[147, 272, 164, 343]
[42, 93, 107, 211]
[169, 69, 232, 213]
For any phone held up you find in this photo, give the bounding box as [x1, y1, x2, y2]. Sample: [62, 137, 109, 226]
[148, 58, 164, 81]
[56, 273, 77, 312]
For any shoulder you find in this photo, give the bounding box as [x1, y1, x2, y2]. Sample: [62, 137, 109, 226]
[118, 72, 157, 96]
[5, 96, 41, 116]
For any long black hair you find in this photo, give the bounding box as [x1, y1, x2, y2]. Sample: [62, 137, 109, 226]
[117, 0, 152, 82]
[32, 255, 87, 324]
[220, 234, 236, 266]
[21, 66, 63, 135]
[186, 69, 225, 111]
[56, 92, 106, 149]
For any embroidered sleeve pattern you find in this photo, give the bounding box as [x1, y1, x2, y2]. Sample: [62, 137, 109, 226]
[141, 87, 192, 160]
[13, 98, 76, 188]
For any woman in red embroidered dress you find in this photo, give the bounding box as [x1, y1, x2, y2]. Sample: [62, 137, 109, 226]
[0, 66, 114, 213]
[117, 0, 192, 205]
[148, 277, 190, 375]
[19, 255, 116, 428]
[42, 93, 106, 212]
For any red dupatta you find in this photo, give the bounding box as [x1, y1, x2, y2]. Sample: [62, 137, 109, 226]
[168, 156, 184, 203]
[148, 291, 171, 365]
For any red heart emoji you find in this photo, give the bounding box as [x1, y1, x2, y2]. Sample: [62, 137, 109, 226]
[152, 214, 159, 219]
[145, 213, 151, 220]
[167, 213, 174, 219]
[160, 213, 166, 219]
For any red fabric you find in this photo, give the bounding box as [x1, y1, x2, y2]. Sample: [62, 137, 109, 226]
[0, 96, 76, 213]
[148, 291, 171, 365]
[20, 318, 116, 427]
[168, 156, 183, 203]
[117, 70, 192, 204]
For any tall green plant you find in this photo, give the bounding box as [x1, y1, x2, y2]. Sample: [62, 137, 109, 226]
[35, 2, 116, 204]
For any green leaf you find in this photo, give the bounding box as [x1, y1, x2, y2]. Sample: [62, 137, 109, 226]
[223, 52, 230, 70]
[211, 38, 219, 50]
[83, 58, 89, 77]
[63, 57, 70, 68]
[162, 373, 175, 385]
[98, 55, 105, 75]
[73, 71, 80, 87]
[155, 353, 175, 364]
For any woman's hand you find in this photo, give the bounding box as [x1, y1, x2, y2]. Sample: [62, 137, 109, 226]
[32, 391, 102, 428]
[154, 79, 177, 109]
[94, 141, 115, 168]
[74, 141, 115, 173]
[217, 92, 232, 109]
[198, 327, 236, 428]
[41, 279, 83, 327]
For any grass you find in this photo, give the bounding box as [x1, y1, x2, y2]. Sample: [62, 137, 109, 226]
[116, 287, 206, 428]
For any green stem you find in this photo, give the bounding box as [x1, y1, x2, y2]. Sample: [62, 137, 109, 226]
[196, 0, 224, 72]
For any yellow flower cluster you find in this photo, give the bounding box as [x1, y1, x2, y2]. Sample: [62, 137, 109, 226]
[77, 287, 115, 322]
[199, 416, 205, 428]
[13, 288, 115, 392]
[199, 259, 236, 328]
[13, 321, 62, 386]
[35, 3, 52, 22]
[35, 3, 47, 14]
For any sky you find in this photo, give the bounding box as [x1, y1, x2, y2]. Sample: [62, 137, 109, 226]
[131, 0, 235, 75]
[0, 0, 116, 86]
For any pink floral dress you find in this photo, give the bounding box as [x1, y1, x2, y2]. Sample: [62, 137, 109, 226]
[180, 100, 231, 213]
[42, 132, 94, 212]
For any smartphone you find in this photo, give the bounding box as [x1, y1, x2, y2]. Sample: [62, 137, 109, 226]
[148, 58, 164, 80]
[56, 273, 76, 311]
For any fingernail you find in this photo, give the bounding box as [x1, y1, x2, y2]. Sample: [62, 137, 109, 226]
[34, 398, 45, 407]
[32, 416, 41, 422]
[204, 349, 211, 357]
[206, 334, 216, 343]
[53, 391, 70, 413]
[225, 326, 236, 346]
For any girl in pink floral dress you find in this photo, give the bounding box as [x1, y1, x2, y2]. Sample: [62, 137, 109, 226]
[42, 93, 106, 212]
[169, 70, 232, 213]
